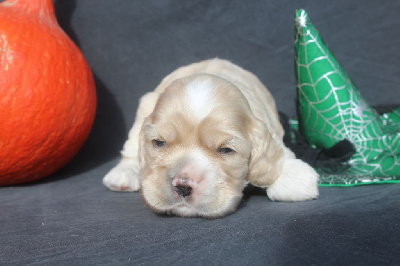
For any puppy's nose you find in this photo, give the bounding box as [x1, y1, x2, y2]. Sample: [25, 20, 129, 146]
[174, 178, 192, 197]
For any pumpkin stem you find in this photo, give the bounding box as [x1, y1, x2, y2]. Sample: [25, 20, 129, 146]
[2, 0, 58, 25]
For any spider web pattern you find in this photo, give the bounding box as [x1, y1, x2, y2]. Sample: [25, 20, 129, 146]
[294, 10, 400, 185]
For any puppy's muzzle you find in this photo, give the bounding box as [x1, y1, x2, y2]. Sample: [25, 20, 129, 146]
[174, 178, 192, 197]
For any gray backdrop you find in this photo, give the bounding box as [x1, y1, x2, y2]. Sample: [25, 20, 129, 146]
[1, 0, 400, 265]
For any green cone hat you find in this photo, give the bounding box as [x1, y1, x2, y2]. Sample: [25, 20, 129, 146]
[294, 9, 400, 184]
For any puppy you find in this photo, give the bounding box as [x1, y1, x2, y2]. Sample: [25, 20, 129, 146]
[103, 58, 319, 218]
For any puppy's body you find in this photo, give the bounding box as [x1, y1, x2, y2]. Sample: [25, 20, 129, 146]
[104, 58, 319, 218]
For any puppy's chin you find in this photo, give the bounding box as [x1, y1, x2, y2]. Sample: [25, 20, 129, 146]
[141, 181, 243, 219]
[140, 159, 246, 218]
[162, 193, 242, 219]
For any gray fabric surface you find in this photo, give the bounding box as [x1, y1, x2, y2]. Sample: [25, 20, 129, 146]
[1, 0, 400, 264]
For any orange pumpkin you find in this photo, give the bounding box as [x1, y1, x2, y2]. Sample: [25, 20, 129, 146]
[0, 0, 97, 185]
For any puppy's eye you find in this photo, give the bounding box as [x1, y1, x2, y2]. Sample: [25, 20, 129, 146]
[217, 147, 235, 155]
[152, 139, 167, 148]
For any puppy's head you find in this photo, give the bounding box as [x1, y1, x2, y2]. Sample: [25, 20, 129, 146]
[139, 74, 282, 218]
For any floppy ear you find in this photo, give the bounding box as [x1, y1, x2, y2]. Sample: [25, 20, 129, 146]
[247, 118, 284, 187]
[138, 118, 153, 178]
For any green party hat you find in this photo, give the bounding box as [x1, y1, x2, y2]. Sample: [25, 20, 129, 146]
[294, 9, 400, 185]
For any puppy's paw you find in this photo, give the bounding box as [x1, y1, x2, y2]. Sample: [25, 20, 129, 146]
[103, 161, 140, 192]
[267, 158, 319, 201]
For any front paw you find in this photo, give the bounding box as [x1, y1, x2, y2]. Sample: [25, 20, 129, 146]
[103, 162, 141, 192]
[267, 158, 319, 201]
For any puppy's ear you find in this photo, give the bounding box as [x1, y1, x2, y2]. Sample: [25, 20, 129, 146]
[138, 118, 152, 177]
[247, 118, 284, 187]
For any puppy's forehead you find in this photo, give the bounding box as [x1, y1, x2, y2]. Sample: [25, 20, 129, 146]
[154, 74, 250, 125]
[184, 75, 216, 120]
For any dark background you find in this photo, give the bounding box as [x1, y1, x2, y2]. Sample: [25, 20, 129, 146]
[1, 0, 400, 264]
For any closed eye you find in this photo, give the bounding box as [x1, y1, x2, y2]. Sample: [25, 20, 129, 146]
[152, 139, 167, 148]
[217, 147, 235, 155]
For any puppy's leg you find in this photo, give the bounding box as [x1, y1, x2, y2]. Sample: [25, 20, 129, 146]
[267, 148, 319, 201]
[103, 92, 158, 192]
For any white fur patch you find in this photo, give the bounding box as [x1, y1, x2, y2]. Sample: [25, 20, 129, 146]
[185, 77, 215, 120]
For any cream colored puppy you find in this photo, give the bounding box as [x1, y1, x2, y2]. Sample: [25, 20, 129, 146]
[103, 58, 319, 218]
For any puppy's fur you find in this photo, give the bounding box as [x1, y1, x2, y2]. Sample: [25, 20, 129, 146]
[103, 58, 319, 218]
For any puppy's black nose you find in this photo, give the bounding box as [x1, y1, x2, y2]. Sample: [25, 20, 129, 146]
[175, 184, 192, 197]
